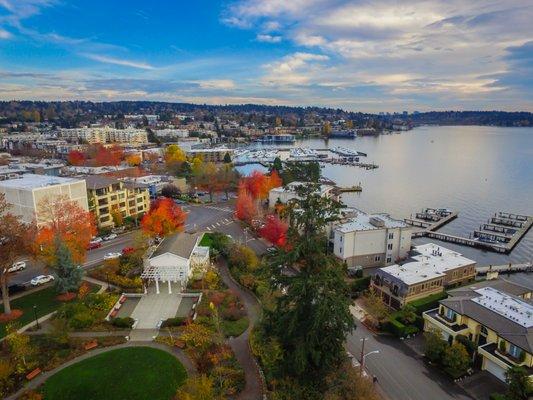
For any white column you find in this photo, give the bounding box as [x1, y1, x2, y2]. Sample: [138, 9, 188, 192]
[143, 284, 147, 294]
[155, 279, 160, 294]
[168, 280, 172, 294]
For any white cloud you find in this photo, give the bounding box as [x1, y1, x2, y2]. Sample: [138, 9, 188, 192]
[256, 34, 281, 43]
[81, 53, 156, 70]
[197, 79, 236, 90]
[0, 27, 11, 39]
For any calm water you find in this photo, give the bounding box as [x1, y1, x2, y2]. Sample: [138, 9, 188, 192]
[252, 126, 533, 268]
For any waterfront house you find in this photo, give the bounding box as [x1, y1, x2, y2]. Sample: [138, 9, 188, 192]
[371, 243, 476, 309]
[268, 181, 337, 208]
[423, 279, 533, 382]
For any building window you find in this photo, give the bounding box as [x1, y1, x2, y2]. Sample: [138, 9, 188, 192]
[388, 233, 394, 239]
[387, 243, 393, 250]
[445, 308, 455, 321]
[509, 344, 523, 359]
[386, 257, 392, 263]
[480, 326, 488, 335]
[340, 236, 343, 242]
[374, 255, 381, 262]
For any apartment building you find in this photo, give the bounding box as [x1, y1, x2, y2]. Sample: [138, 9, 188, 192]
[85, 175, 150, 228]
[423, 280, 533, 382]
[0, 174, 88, 225]
[185, 147, 234, 163]
[371, 243, 477, 309]
[332, 211, 411, 268]
[60, 127, 148, 144]
[268, 181, 337, 207]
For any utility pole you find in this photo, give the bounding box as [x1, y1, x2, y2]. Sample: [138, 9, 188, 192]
[359, 337, 366, 377]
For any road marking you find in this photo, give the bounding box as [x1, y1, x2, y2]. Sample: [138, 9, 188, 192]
[206, 226, 211, 231]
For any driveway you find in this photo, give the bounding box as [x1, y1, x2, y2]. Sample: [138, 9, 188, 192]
[346, 320, 474, 400]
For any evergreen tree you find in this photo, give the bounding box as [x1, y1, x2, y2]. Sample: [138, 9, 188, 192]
[271, 157, 283, 173]
[53, 238, 83, 294]
[223, 152, 232, 164]
[264, 185, 354, 390]
[506, 366, 532, 400]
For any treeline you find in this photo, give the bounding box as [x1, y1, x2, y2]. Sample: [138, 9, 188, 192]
[0, 100, 531, 127]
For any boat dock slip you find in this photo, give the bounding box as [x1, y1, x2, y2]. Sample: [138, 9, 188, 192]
[407, 210, 533, 254]
[405, 208, 458, 231]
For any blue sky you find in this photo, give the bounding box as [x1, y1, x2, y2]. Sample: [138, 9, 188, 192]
[0, 0, 532, 112]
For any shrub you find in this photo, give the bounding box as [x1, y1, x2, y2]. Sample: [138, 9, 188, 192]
[409, 292, 447, 314]
[111, 317, 135, 328]
[456, 335, 477, 357]
[424, 330, 448, 363]
[350, 276, 370, 294]
[84, 293, 117, 312]
[442, 342, 470, 378]
[383, 318, 407, 337]
[69, 312, 95, 329]
[161, 317, 186, 328]
[221, 306, 246, 322]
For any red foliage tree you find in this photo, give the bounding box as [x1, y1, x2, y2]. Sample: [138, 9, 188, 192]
[259, 214, 288, 247]
[235, 185, 257, 223]
[67, 150, 86, 166]
[94, 144, 124, 166]
[267, 170, 283, 189]
[242, 170, 267, 200]
[141, 198, 187, 237]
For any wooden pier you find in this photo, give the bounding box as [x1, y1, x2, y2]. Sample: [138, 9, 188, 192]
[405, 208, 458, 236]
[476, 262, 533, 275]
[337, 185, 363, 193]
[407, 210, 533, 254]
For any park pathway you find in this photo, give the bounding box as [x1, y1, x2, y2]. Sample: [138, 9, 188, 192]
[217, 260, 264, 400]
[5, 342, 196, 400]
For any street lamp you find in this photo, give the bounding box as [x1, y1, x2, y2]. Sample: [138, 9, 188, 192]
[33, 305, 39, 330]
[359, 338, 380, 376]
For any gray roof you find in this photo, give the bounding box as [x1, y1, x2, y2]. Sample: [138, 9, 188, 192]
[151, 232, 201, 259]
[84, 175, 119, 190]
[441, 279, 533, 353]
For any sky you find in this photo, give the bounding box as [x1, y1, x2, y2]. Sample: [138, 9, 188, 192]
[0, 0, 532, 112]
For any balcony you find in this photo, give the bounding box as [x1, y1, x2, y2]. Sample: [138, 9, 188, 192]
[423, 308, 469, 335]
[479, 343, 530, 369]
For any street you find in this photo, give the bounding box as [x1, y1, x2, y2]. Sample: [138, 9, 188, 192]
[8, 200, 267, 286]
[346, 320, 473, 400]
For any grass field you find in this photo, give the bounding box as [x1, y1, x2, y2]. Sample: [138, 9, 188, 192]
[42, 347, 187, 400]
[0, 284, 101, 338]
[221, 316, 249, 337]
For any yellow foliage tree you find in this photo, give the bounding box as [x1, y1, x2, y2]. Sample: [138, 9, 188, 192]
[175, 375, 216, 400]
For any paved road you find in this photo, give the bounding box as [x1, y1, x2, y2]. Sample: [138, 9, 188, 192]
[346, 321, 473, 400]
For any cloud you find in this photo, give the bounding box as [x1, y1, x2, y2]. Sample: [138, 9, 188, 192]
[0, 27, 11, 39]
[81, 53, 156, 70]
[197, 79, 236, 90]
[256, 34, 281, 43]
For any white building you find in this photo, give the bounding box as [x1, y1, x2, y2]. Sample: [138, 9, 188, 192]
[142, 232, 210, 294]
[60, 126, 147, 144]
[332, 211, 411, 268]
[268, 181, 337, 207]
[154, 129, 189, 139]
[0, 174, 88, 225]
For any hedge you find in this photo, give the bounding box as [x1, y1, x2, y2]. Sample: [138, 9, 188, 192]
[161, 317, 186, 328]
[383, 317, 419, 338]
[111, 317, 135, 328]
[350, 276, 371, 294]
[409, 292, 447, 314]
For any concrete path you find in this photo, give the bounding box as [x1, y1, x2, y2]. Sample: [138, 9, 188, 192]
[5, 341, 196, 400]
[217, 260, 264, 400]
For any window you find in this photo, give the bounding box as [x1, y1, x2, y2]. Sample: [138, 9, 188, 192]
[340, 236, 343, 242]
[387, 243, 393, 250]
[509, 344, 523, 359]
[386, 257, 392, 263]
[388, 233, 394, 239]
[480, 326, 488, 335]
[445, 308, 455, 321]
[339, 247, 342, 253]
[374, 255, 381, 262]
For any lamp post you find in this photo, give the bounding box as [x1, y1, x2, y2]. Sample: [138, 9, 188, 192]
[33, 305, 39, 330]
[359, 337, 380, 376]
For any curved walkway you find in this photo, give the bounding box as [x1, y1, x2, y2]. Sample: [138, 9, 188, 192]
[6, 341, 196, 400]
[218, 260, 264, 400]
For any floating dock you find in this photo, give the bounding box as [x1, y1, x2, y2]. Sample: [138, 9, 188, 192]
[406, 210, 533, 254]
[476, 262, 533, 275]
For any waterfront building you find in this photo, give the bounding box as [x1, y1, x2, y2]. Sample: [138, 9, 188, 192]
[59, 126, 148, 144]
[371, 243, 477, 309]
[423, 279, 533, 382]
[185, 147, 234, 163]
[268, 181, 337, 207]
[85, 175, 150, 228]
[154, 129, 189, 139]
[0, 174, 88, 225]
[259, 134, 295, 143]
[332, 211, 411, 268]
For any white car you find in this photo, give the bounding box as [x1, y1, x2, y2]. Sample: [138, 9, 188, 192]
[90, 237, 103, 244]
[30, 274, 54, 286]
[8, 261, 26, 273]
[104, 233, 118, 241]
[104, 252, 121, 260]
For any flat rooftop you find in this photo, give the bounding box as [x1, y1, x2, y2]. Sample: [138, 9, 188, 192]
[0, 174, 83, 190]
[379, 243, 476, 285]
[270, 181, 333, 196]
[472, 287, 533, 328]
[335, 211, 407, 233]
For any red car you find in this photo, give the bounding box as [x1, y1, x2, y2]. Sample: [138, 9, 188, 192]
[122, 247, 135, 255]
[87, 241, 102, 250]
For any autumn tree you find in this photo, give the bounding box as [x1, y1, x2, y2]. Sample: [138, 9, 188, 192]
[322, 121, 332, 136]
[164, 144, 187, 175]
[0, 194, 32, 315]
[176, 375, 216, 400]
[442, 342, 470, 377]
[67, 150, 86, 166]
[33, 195, 96, 266]
[259, 214, 288, 247]
[5, 324, 34, 373]
[125, 154, 142, 166]
[93, 144, 123, 166]
[235, 185, 257, 223]
[141, 197, 187, 237]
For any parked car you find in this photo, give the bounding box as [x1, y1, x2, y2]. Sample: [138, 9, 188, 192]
[87, 241, 102, 250]
[103, 252, 121, 260]
[104, 233, 118, 241]
[266, 247, 277, 254]
[8, 261, 27, 273]
[30, 275, 54, 286]
[0, 283, 26, 296]
[122, 247, 134, 255]
[91, 237, 103, 244]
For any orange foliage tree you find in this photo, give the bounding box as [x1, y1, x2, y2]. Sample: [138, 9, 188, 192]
[67, 150, 86, 166]
[259, 214, 288, 247]
[125, 154, 142, 166]
[141, 198, 187, 237]
[235, 185, 257, 223]
[33, 196, 97, 266]
[241, 170, 282, 201]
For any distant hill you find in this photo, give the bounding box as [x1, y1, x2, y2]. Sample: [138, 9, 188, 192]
[0, 101, 531, 128]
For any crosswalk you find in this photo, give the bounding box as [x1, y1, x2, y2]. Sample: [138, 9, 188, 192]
[205, 218, 233, 231]
[205, 205, 233, 213]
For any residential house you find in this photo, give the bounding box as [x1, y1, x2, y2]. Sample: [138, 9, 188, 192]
[423, 279, 533, 382]
[268, 181, 337, 207]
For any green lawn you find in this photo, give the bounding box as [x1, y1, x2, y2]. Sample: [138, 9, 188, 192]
[0, 284, 100, 338]
[42, 347, 187, 400]
[221, 316, 249, 337]
[199, 232, 214, 248]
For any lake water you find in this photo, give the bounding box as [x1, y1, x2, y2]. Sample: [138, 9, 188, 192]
[247, 125, 533, 268]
